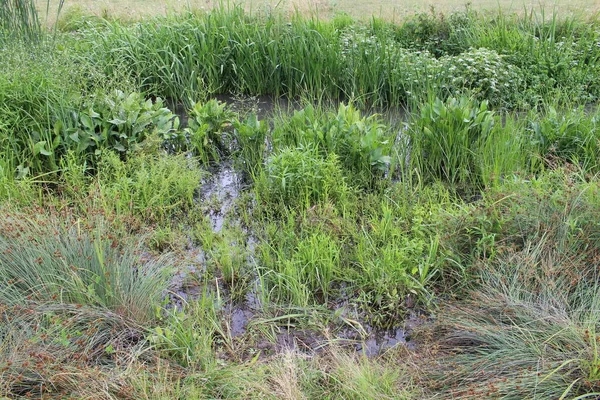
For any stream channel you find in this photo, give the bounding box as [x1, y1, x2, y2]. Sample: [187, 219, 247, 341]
[168, 95, 425, 358]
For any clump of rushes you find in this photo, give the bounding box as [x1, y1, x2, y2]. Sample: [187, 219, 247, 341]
[259, 228, 342, 307]
[426, 169, 600, 398]
[0, 207, 172, 323]
[0, 44, 84, 176]
[0, 0, 41, 42]
[0, 206, 173, 398]
[409, 96, 495, 187]
[232, 113, 269, 177]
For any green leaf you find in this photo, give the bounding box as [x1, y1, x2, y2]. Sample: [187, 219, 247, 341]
[16, 165, 29, 179]
[80, 113, 94, 131]
[108, 118, 126, 126]
[33, 141, 52, 157]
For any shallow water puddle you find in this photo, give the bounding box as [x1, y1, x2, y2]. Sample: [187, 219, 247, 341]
[336, 311, 425, 356]
[199, 162, 242, 232]
[357, 327, 409, 356]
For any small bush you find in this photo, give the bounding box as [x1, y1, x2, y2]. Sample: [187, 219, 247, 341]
[439, 48, 525, 108]
[528, 107, 600, 173]
[272, 104, 393, 188]
[393, 8, 475, 56]
[92, 150, 202, 224]
[260, 144, 349, 209]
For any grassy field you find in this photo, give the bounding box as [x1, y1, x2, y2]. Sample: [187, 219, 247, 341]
[39, 0, 600, 22]
[3, 1, 600, 398]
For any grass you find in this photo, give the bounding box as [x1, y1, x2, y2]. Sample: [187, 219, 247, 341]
[0, 207, 173, 322]
[62, 5, 600, 113]
[429, 233, 600, 398]
[3, 3, 600, 399]
[38, 0, 600, 24]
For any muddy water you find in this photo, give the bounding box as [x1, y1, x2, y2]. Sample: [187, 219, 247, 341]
[356, 312, 425, 355]
[167, 155, 426, 356]
[242, 311, 427, 357]
[166, 163, 243, 306]
[172, 95, 293, 128]
[199, 162, 242, 232]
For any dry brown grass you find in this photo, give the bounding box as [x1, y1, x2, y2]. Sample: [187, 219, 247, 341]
[38, 0, 600, 25]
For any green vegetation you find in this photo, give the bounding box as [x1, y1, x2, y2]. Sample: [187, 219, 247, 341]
[2, 2, 600, 398]
[1, 0, 42, 41]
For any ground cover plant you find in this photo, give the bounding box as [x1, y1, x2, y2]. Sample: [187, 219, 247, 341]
[2, 1, 600, 398]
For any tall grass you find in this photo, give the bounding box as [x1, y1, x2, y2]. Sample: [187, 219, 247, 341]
[0, 207, 174, 397]
[435, 240, 600, 398]
[0, 0, 66, 42]
[0, 0, 40, 42]
[75, 7, 600, 109]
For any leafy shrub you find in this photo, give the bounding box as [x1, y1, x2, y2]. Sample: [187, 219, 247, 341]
[389, 48, 442, 103]
[326, 104, 392, 181]
[439, 48, 525, 108]
[61, 90, 180, 161]
[184, 99, 235, 164]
